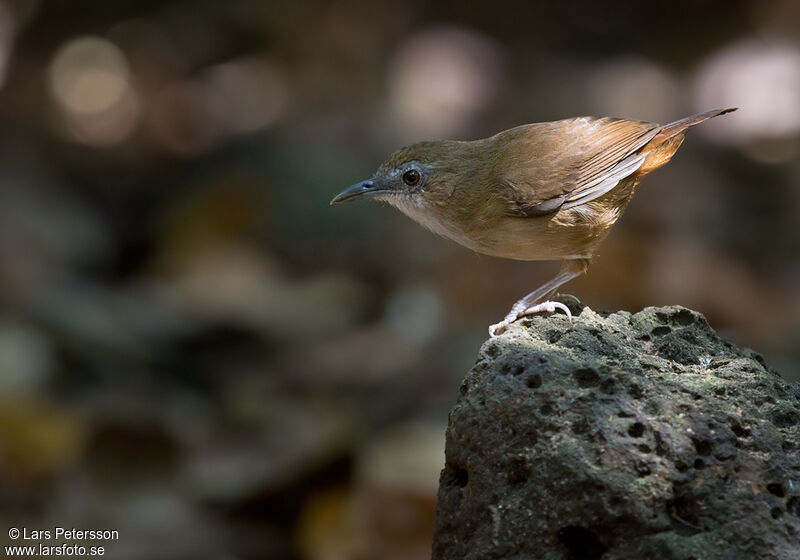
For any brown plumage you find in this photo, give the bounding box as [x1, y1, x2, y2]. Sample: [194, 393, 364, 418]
[331, 108, 737, 335]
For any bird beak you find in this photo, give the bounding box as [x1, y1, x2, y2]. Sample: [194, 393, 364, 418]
[330, 179, 380, 205]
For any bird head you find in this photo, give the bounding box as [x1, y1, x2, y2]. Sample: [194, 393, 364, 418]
[330, 140, 472, 207]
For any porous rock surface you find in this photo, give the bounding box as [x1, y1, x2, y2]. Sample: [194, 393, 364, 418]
[433, 306, 800, 560]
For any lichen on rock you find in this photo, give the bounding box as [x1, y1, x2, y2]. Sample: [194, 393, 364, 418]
[433, 306, 800, 560]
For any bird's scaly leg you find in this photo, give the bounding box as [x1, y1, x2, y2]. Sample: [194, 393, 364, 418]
[489, 259, 589, 337]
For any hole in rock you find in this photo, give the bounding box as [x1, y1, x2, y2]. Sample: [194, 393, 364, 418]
[729, 421, 750, 438]
[558, 526, 606, 560]
[628, 422, 645, 438]
[500, 363, 525, 376]
[445, 465, 468, 488]
[574, 368, 600, 388]
[692, 438, 712, 456]
[767, 483, 785, 498]
[628, 383, 644, 399]
[506, 456, 530, 486]
[674, 308, 695, 326]
[668, 498, 702, 536]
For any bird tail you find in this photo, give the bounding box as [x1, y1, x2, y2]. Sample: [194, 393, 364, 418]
[654, 107, 737, 142]
[637, 107, 737, 174]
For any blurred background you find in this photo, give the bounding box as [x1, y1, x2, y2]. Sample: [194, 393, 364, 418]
[0, 0, 798, 558]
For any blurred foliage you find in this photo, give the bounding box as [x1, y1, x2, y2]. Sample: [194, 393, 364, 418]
[0, 0, 798, 558]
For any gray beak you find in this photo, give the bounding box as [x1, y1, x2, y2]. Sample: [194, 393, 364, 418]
[330, 179, 378, 205]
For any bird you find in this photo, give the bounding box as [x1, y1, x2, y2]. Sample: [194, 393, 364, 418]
[331, 108, 737, 336]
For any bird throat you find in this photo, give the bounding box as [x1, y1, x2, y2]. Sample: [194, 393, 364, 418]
[387, 194, 467, 245]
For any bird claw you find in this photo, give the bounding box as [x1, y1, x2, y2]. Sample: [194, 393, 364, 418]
[553, 293, 582, 306]
[488, 320, 510, 337]
[488, 300, 572, 337]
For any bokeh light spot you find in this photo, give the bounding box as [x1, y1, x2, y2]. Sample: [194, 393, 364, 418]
[49, 37, 130, 115]
[204, 57, 288, 134]
[388, 26, 504, 139]
[47, 36, 140, 146]
[694, 39, 800, 148]
[587, 57, 682, 122]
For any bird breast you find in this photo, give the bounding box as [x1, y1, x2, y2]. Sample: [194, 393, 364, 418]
[389, 191, 627, 262]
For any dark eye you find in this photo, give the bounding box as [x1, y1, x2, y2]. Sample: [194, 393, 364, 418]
[402, 169, 420, 186]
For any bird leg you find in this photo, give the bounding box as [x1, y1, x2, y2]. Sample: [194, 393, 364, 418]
[489, 259, 589, 337]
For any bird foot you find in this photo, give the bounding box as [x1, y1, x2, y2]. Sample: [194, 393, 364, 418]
[488, 300, 572, 337]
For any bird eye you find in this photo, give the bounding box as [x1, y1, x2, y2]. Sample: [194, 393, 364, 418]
[402, 169, 420, 186]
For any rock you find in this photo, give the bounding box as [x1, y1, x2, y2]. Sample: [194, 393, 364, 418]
[432, 306, 800, 560]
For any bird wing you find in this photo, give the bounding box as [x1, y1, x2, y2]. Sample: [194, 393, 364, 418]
[496, 117, 660, 217]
